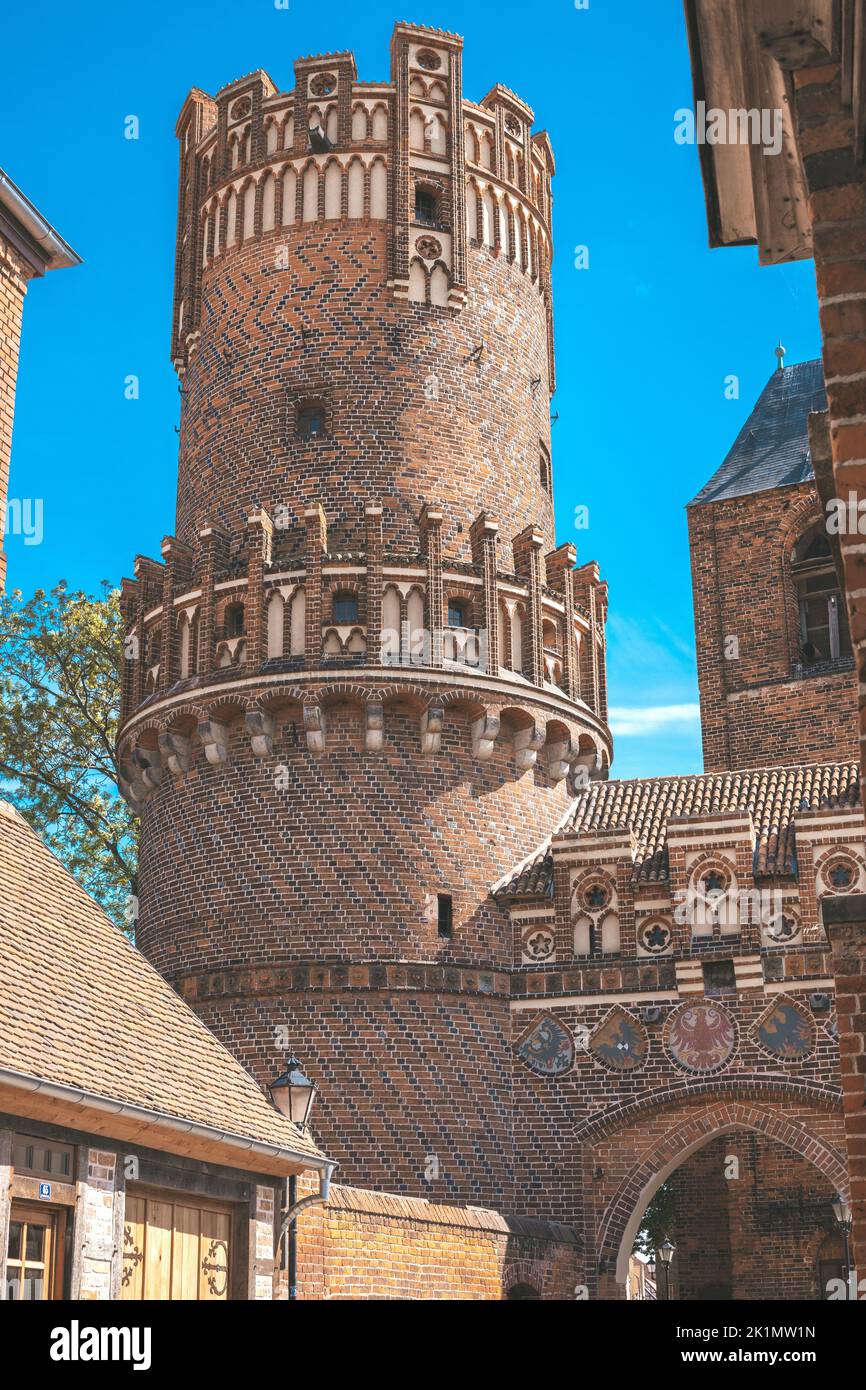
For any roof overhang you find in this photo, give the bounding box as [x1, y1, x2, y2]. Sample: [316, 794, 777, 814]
[682, 0, 862, 265]
[0, 1070, 333, 1181]
[0, 168, 81, 277]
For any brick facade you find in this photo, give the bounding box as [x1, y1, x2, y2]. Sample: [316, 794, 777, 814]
[666, 1132, 841, 1301]
[115, 18, 865, 1299]
[120, 23, 612, 1216]
[0, 175, 79, 592]
[689, 479, 858, 772]
[0, 235, 28, 593]
[295, 1183, 582, 1300]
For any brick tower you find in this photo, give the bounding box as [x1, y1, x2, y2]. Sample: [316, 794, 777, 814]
[118, 22, 612, 1208]
[688, 357, 859, 772]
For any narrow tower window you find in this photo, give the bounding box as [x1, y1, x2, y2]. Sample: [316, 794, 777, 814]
[415, 187, 439, 227]
[448, 600, 466, 628]
[792, 522, 851, 662]
[437, 894, 453, 939]
[539, 446, 552, 494]
[332, 592, 359, 625]
[225, 603, 245, 637]
[297, 402, 326, 438]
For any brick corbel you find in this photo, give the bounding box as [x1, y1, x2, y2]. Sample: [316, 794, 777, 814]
[471, 711, 499, 761]
[420, 702, 443, 754]
[198, 718, 231, 766]
[365, 700, 384, 751]
[157, 729, 194, 776]
[246, 709, 276, 758]
[303, 702, 326, 755]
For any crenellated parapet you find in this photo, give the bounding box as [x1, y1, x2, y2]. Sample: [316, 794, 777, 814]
[171, 22, 555, 374]
[118, 496, 612, 810]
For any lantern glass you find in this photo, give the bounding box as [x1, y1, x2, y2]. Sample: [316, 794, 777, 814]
[832, 1197, 851, 1227]
[269, 1055, 317, 1130]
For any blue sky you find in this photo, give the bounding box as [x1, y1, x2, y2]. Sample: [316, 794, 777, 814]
[2, 0, 822, 779]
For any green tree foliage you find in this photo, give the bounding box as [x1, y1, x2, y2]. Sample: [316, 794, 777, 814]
[0, 581, 137, 928]
[633, 1180, 676, 1257]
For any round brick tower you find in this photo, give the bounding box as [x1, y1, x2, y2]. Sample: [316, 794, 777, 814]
[119, 22, 613, 1208]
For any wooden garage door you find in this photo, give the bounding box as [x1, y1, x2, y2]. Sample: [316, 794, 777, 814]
[121, 1190, 231, 1301]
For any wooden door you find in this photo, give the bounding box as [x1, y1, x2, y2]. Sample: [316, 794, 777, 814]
[121, 1190, 232, 1301]
[6, 1203, 62, 1300]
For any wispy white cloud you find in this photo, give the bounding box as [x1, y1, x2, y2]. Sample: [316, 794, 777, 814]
[608, 704, 702, 737]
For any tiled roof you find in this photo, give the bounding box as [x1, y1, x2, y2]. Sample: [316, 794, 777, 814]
[494, 761, 861, 899]
[689, 360, 826, 506]
[0, 801, 325, 1163]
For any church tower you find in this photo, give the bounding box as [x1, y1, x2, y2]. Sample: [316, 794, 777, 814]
[118, 22, 612, 1208]
[688, 357, 859, 773]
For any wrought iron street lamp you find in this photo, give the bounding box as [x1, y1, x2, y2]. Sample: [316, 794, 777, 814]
[268, 1053, 321, 1302]
[268, 1053, 318, 1131]
[658, 1239, 676, 1301]
[832, 1196, 853, 1298]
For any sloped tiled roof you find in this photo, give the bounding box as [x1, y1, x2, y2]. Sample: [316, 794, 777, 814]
[494, 761, 861, 899]
[0, 800, 325, 1163]
[690, 360, 826, 506]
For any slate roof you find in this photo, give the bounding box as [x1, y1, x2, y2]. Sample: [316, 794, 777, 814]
[0, 800, 325, 1164]
[494, 761, 861, 900]
[689, 360, 826, 506]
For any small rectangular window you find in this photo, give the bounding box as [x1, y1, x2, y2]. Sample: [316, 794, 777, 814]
[12, 1136, 75, 1181]
[702, 959, 736, 996]
[437, 894, 453, 939]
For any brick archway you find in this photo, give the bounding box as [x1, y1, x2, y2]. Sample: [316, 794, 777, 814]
[597, 1098, 847, 1287]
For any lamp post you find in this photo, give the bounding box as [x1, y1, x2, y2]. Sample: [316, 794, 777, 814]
[832, 1196, 853, 1299]
[269, 1054, 319, 1301]
[658, 1238, 676, 1301]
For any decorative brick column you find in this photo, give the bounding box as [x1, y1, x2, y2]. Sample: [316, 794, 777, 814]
[196, 525, 228, 676]
[420, 503, 444, 668]
[253, 1183, 277, 1300]
[365, 505, 383, 664]
[470, 512, 500, 676]
[513, 524, 545, 689]
[546, 542, 579, 700]
[159, 535, 193, 693]
[245, 508, 274, 669]
[72, 1148, 121, 1300]
[304, 505, 327, 668]
[823, 893, 866, 1275]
